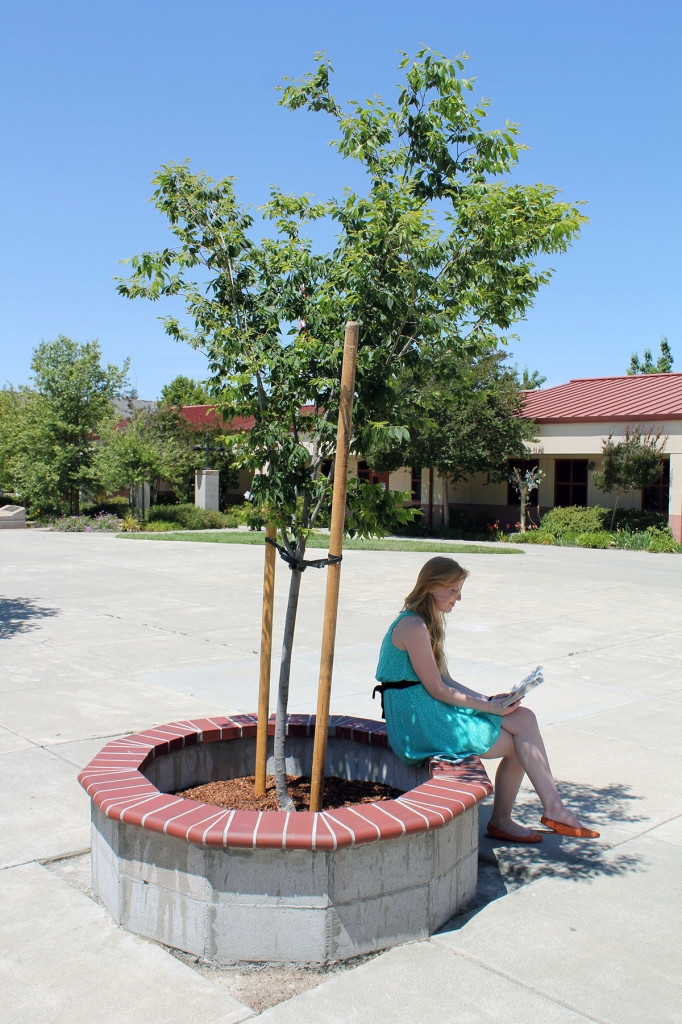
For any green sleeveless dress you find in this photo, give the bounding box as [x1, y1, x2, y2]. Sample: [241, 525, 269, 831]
[375, 610, 502, 765]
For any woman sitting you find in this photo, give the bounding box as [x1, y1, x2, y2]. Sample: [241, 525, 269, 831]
[375, 556, 599, 842]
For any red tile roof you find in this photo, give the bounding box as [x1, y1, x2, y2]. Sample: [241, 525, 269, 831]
[180, 404, 315, 431]
[179, 405, 256, 431]
[521, 374, 682, 423]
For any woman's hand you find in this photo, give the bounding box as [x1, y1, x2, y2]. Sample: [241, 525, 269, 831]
[486, 697, 523, 716]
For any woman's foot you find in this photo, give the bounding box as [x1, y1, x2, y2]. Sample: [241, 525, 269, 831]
[486, 818, 543, 843]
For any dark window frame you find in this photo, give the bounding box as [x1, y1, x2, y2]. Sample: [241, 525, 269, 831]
[554, 459, 589, 507]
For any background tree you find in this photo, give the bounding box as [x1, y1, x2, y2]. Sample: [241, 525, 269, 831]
[96, 409, 188, 517]
[519, 365, 548, 390]
[594, 426, 667, 529]
[159, 374, 213, 406]
[1, 337, 130, 515]
[369, 347, 538, 525]
[627, 337, 674, 375]
[117, 49, 586, 807]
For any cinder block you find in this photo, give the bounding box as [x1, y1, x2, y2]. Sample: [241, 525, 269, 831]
[118, 829, 210, 902]
[331, 831, 434, 904]
[208, 902, 329, 964]
[455, 848, 479, 909]
[433, 808, 477, 876]
[208, 847, 329, 907]
[119, 875, 208, 958]
[329, 883, 431, 961]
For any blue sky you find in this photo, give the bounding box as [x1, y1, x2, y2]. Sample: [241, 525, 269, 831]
[2, 0, 680, 398]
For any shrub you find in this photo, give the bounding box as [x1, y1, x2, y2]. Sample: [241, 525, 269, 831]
[539, 506, 610, 537]
[575, 531, 613, 549]
[145, 503, 238, 530]
[50, 512, 123, 533]
[83, 496, 130, 517]
[611, 508, 667, 533]
[613, 526, 681, 553]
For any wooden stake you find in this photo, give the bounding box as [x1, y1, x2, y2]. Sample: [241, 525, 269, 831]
[254, 523, 277, 795]
[309, 321, 359, 812]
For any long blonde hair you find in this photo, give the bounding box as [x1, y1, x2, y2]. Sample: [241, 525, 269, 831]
[403, 556, 469, 673]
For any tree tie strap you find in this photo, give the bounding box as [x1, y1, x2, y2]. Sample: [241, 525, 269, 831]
[265, 537, 342, 572]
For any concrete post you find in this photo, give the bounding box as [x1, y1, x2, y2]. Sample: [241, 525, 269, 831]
[195, 469, 220, 511]
[668, 452, 681, 542]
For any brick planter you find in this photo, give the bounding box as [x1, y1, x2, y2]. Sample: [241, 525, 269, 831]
[79, 714, 492, 965]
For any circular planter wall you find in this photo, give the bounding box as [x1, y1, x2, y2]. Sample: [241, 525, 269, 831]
[79, 714, 492, 965]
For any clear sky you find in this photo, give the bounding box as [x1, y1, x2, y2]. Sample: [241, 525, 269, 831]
[2, 0, 680, 399]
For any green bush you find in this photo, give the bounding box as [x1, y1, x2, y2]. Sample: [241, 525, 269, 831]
[575, 531, 613, 549]
[613, 526, 681, 553]
[538, 506, 610, 537]
[611, 508, 667, 532]
[145, 503, 238, 530]
[83, 496, 130, 517]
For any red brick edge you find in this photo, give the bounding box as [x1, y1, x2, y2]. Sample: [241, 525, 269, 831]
[78, 715, 492, 852]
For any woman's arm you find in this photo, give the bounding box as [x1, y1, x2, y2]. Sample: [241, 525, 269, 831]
[392, 616, 512, 716]
[442, 668, 487, 701]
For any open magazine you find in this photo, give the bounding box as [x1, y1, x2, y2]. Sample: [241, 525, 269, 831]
[499, 665, 544, 708]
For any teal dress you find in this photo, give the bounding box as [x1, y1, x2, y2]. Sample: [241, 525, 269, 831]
[375, 610, 502, 765]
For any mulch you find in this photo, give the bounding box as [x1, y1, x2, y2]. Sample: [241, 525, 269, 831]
[176, 774, 403, 812]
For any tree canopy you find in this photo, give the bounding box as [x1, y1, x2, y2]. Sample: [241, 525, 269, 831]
[627, 337, 674, 375]
[594, 426, 667, 528]
[159, 374, 213, 406]
[0, 336, 131, 514]
[367, 346, 538, 523]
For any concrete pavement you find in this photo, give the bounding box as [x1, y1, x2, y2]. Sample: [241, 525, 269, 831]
[1, 529, 681, 1022]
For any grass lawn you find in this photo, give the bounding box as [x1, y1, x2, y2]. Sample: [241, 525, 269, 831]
[119, 530, 522, 555]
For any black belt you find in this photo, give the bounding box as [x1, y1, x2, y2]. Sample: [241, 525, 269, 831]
[372, 679, 421, 719]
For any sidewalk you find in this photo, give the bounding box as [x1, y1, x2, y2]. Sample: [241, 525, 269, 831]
[1, 531, 680, 1023]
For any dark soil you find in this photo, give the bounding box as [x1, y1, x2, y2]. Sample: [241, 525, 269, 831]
[176, 774, 402, 811]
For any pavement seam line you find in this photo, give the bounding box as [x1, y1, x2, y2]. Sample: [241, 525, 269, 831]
[430, 941, 611, 1024]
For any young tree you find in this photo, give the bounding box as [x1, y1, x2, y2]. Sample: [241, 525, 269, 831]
[2, 337, 130, 514]
[627, 337, 674, 375]
[594, 426, 667, 529]
[509, 465, 545, 532]
[117, 49, 586, 807]
[159, 375, 213, 406]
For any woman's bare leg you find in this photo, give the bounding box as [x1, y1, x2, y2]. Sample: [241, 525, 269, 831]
[483, 706, 583, 829]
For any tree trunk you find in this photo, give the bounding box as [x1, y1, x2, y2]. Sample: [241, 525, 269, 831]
[519, 485, 527, 532]
[273, 539, 306, 811]
[609, 496, 620, 532]
[441, 474, 450, 528]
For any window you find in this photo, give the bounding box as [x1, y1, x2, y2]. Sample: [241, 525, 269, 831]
[356, 460, 389, 489]
[554, 460, 588, 507]
[643, 460, 669, 512]
[507, 459, 540, 506]
[357, 460, 371, 484]
[410, 467, 422, 502]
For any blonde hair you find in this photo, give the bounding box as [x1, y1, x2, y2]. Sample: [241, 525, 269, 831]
[403, 556, 469, 673]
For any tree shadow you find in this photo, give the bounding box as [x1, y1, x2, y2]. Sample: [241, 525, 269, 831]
[444, 779, 649, 930]
[0, 596, 59, 639]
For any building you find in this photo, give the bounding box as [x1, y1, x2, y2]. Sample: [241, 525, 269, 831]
[180, 372, 682, 541]
[416, 373, 682, 540]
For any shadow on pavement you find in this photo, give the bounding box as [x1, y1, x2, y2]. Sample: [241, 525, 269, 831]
[445, 778, 648, 931]
[0, 596, 59, 639]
